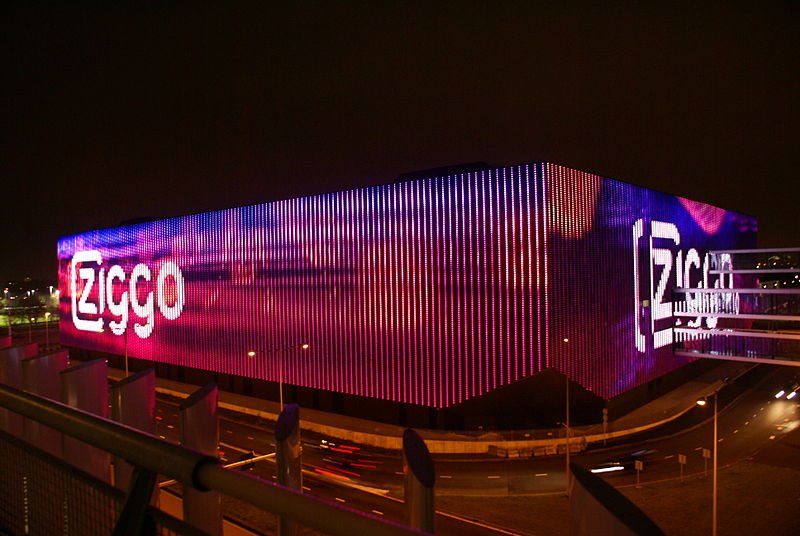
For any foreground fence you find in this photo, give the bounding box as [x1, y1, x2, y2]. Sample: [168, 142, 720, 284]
[0, 383, 424, 536]
[0, 428, 201, 535]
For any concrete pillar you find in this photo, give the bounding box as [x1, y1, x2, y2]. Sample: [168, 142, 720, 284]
[21, 350, 68, 458]
[180, 383, 221, 536]
[60, 359, 111, 482]
[110, 368, 156, 492]
[403, 428, 435, 533]
[276, 403, 301, 536]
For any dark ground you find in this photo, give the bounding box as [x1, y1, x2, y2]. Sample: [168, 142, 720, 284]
[437, 439, 800, 536]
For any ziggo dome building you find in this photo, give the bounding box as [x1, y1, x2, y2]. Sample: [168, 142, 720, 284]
[58, 162, 757, 428]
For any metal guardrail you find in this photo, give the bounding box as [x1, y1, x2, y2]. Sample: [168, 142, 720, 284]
[0, 384, 424, 536]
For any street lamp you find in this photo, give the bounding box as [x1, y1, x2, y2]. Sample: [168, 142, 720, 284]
[247, 343, 310, 411]
[696, 384, 726, 536]
[3, 288, 9, 338]
[565, 373, 571, 496]
[44, 311, 51, 347]
[563, 337, 571, 497]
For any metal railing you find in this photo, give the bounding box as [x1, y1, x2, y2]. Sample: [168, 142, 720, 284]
[0, 384, 423, 536]
[673, 328, 800, 366]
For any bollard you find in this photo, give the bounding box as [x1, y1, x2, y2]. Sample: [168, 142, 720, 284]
[276, 403, 302, 536]
[402, 428, 435, 533]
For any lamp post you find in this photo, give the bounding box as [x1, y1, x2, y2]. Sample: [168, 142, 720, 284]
[248, 343, 310, 411]
[697, 388, 722, 536]
[124, 329, 129, 377]
[563, 338, 571, 496]
[44, 311, 51, 347]
[565, 371, 570, 496]
[3, 288, 9, 338]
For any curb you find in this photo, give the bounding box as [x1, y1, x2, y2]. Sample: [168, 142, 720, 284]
[147, 384, 700, 456]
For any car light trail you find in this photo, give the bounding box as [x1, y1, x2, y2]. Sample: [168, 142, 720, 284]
[590, 466, 625, 474]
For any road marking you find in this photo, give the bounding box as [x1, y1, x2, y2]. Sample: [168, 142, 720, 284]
[769, 435, 776, 440]
[372, 510, 384, 516]
[247, 436, 254, 440]
[335, 497, 346, 503]
[694, 446, 702, 451]
[440, 475, 452, 479]
[436, 509, 523, 535]
[487, 475, 501, 479]
[718, 438, 724, 443]
[745, 421, 749, 425]
[220, 441, 254, 454]
[226, 430, 233, 434]
[733, 430, 738, 434]
[663, 455, 674, 460]
[535, 473, 548, 477]
[364, 483, 522, 534]
[395, 471, 404, 475]
[302, 486, 311, 492]
[167, 425, 174, 429]
[159, 435, 166, 439]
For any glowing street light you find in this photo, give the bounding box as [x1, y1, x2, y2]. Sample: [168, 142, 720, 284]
[247, 343, 310, 411]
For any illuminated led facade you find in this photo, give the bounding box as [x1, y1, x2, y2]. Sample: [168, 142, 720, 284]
[57, 163, 757, 408]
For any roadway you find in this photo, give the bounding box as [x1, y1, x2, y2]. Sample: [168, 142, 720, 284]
[154, 397, 515, 535]
[433, 365, 798, 494]
[152, 364, 800, 534]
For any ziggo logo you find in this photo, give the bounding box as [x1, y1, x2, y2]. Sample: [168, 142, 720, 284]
[632, 219, 732, 353]
[70, 250, 186, 338]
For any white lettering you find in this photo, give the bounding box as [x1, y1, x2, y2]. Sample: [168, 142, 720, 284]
[71, 251, 185, 338]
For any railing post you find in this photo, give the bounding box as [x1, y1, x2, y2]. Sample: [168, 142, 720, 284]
[180, 383, 222, 536]
[403, 428, 435, 533]
[0, 343, 37, 436]
[60, 359, 111, 482]
[112, 465, 158, 536]
[276, 403, 302, 536]
[111, 368, 157, 496]
[21, 350, 68, 458]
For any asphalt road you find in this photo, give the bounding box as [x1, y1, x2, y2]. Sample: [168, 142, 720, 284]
[434, 364, 798, 494]
[154, 398, 515, 535]
[152, 364, 799, 534]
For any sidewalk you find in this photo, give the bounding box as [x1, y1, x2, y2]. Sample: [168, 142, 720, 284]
[108, 360, 752, 455]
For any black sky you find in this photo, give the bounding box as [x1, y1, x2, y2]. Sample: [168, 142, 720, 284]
[1, 2, 797, 282]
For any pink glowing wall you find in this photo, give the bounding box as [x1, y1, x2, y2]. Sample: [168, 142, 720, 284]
[58, 162, 756, 407]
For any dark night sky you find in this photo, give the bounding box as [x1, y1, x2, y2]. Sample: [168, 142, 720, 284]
[1, 2, 797, 282]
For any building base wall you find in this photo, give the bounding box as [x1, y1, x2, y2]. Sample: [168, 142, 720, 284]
[68, 346, 724, 431]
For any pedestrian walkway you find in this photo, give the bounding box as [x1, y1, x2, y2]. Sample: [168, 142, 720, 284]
[108, 360, 752, 455]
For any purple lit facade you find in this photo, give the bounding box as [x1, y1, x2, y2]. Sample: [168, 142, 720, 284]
[57, 163, 757, 408]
